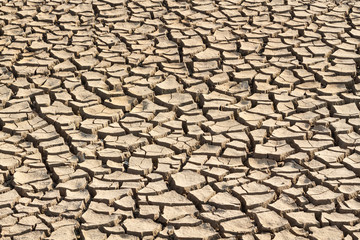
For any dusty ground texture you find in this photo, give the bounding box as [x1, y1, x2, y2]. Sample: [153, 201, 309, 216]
[1, 0, 360, 239]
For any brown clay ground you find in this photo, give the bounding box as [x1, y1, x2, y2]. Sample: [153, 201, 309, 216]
[0, 0, 360, 239]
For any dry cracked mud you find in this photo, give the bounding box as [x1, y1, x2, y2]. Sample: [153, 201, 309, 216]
[1, 0, 360, 239]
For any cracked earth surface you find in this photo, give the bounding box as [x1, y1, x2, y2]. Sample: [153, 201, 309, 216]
[1, 0, 360, 239]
